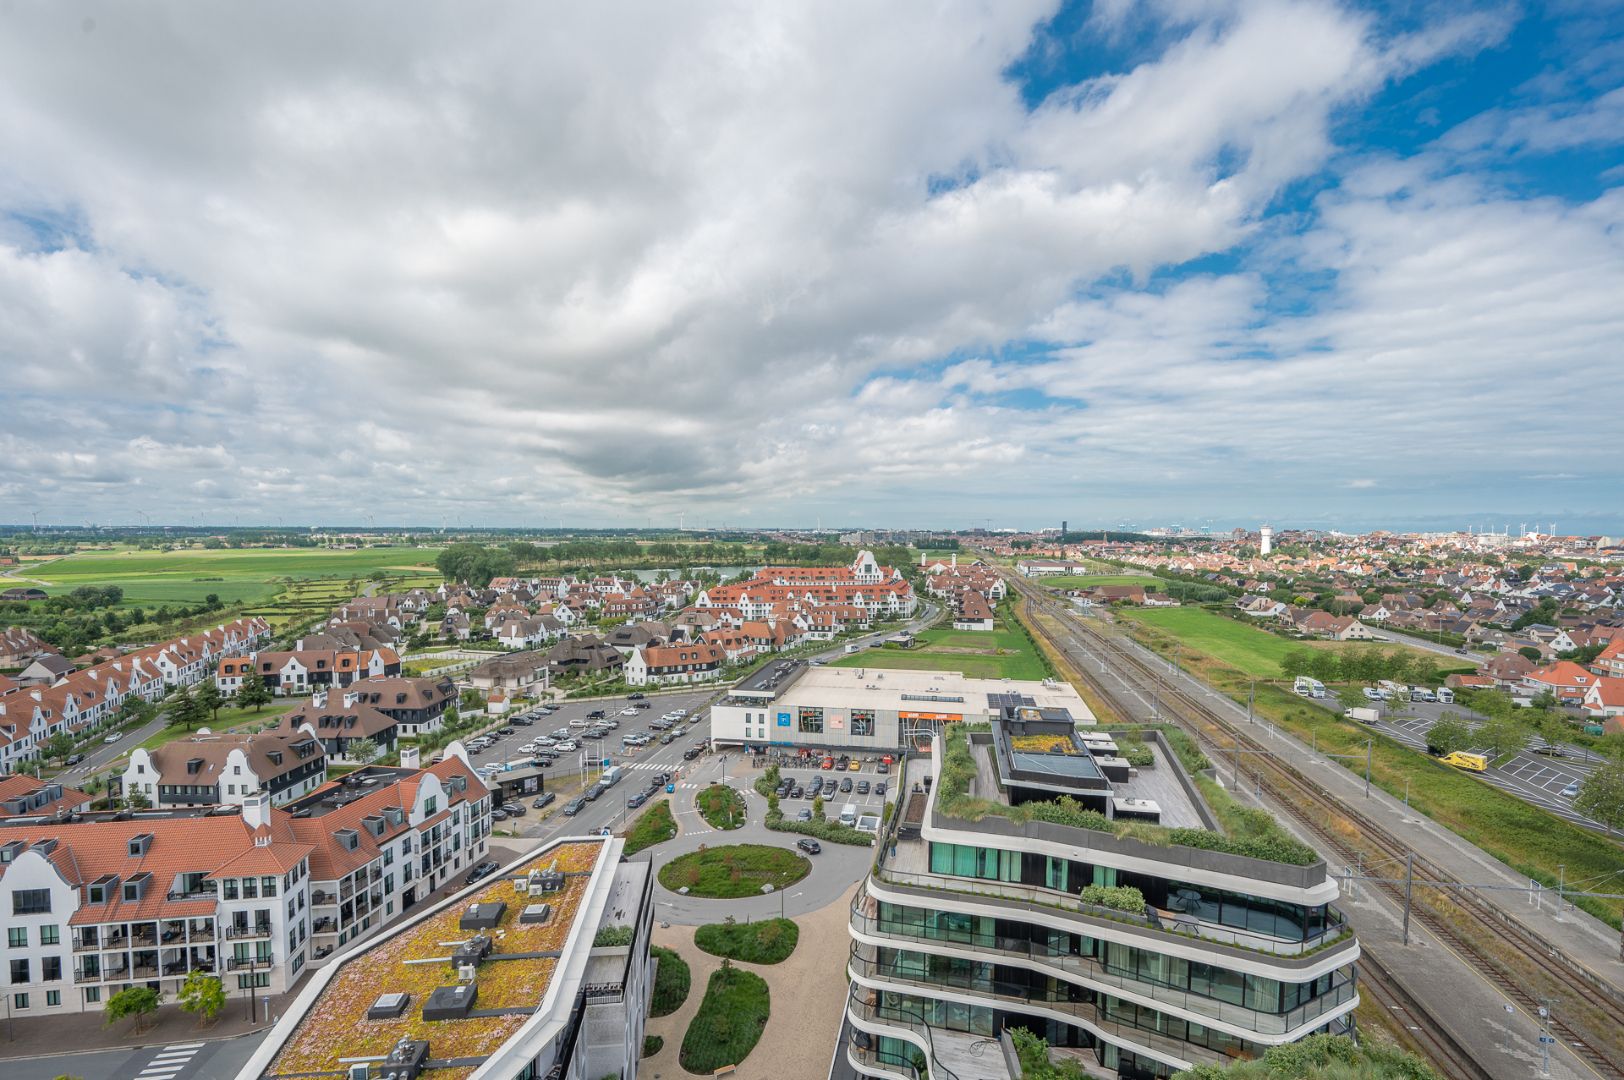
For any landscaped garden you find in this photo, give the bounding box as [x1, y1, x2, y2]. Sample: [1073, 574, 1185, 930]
[694, 917, 800, 965]
[623, 800, 678, 854]
[679, 965, 770, 1074]
[696, 783, 747, 830]
[649, 945, 691, 1017]
[657, 844, 810, 899]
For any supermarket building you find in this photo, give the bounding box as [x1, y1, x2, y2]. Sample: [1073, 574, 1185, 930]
[710, 662, 1093, 752]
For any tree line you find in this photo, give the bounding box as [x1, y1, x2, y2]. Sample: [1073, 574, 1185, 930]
[1278, 646, 1445, 688]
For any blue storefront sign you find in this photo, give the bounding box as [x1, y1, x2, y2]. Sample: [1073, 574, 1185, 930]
[777, 712, 791, 727]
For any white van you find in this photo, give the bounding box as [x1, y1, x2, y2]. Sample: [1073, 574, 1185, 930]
[839, 804, 858, 827]
[1436, 688, 1455, 704]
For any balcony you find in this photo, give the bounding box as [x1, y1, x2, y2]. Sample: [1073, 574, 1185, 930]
[849, 944, 1261, 1070]
[311, 891, 336, 906]
[74, 967, 102, 985]
[226, 956, 272, 971]
[845, 1039, 923, 1080]
[188, 923, 216, 943]
[132, 963, 159, 979]
[312, 918, 337, 934]
[225, 923, 272, 940]
[871, 858, 1351, 961]
[73, 936, 101, 953]
[850, 895, 1357, 1037]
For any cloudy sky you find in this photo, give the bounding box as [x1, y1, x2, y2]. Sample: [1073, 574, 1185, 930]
[2, 1, 1621, 532]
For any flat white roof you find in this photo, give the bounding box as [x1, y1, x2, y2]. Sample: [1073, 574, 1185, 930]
[777, 665, 1094, 720]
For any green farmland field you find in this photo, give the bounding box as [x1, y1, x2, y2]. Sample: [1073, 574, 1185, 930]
[1116, 606, 1316, 678]
[30, 547, 442, 608]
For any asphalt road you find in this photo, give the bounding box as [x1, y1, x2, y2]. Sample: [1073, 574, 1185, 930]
[5, 1032, 267, 1080]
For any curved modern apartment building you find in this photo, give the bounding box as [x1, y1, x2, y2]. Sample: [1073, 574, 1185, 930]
[847, 717, 1358, 1080]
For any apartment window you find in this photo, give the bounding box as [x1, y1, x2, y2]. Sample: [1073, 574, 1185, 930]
[12, 890, 50, 916]
[45, 989, 60, 1007]
[797, 707, 824, 734]
[84, 987, 100, 1004]
[41, 957, 61, 982]
[242, 878, 258, 899]
[10, 959, 28, 984]
[222, 880, 239, 900]
[424, 797, 437, 815]
[262, 876, 277, 897]
[6, 928, 25, 948]
[12, 993, 27, 1011]
[236, 972, 270, 990]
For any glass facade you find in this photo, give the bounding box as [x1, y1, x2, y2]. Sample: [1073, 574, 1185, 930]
[926, 841, 1334, 944]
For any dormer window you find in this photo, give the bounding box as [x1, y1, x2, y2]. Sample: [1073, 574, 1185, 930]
[186, 758, 203, 775]
[128, 834, 153, 857]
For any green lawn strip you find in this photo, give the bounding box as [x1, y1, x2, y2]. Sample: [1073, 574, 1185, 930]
[642, 1035, 663, 1057]
[679, 966, 770, 1074]
[696, 784, 747, 830]
[623, 800, 678, 855]
[693, 918, 799, 964]
[1124, 624, 1624, 927]
[1117, 607, 1320, 678]
[657, 844, 810, 899]
[649, 946, 691, 1017]
[1037, 574, 1167, 589]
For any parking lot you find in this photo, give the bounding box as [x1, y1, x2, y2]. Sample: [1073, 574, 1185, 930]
[1316, 696, 1610, 830]
[767, 759, 893, 823]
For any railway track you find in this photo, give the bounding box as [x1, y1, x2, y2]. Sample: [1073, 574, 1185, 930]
[1013, 581, 1624, 1080]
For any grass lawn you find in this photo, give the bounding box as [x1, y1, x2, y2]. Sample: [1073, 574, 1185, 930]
[679, 966, 770, 1073]
[657, 844, 810, 898]
[829, 609, 1047, 681]
[649, 946, 691, 1017]
[697, 784, 747, 830]
[622, 800, 677, 854]
[1116, 607, 1315, 678]
[138, 702, 294, 751]
[694, 918, 799, 964]
[31, 547, 442, 608]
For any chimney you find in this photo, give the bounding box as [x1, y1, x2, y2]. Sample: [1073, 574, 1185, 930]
[311, 689, 328, 709]
[241, 790, 272, 833]
[400, 746, 421, 770]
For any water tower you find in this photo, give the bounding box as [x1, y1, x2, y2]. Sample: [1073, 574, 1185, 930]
[1260, 524, 1273, 556]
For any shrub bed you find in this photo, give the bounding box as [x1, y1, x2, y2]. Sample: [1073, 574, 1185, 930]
[764, 807, 873, 846]
[694, 918, 799, 965]
[697, 783, 747, 830]
[622, 800, 677, 855]
[649, 945, 690, 1017]
[642, 1034, 663, 1057]
[657, 844, 810, 898]
[679, 966, 770, 1074]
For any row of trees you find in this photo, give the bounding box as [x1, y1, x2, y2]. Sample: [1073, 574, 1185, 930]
[103, 970, 227, 1034]
[1278, 647, 1445, 688]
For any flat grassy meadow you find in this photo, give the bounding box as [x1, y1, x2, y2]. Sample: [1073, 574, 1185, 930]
[829, 609, 1047, 680]
[29, 546, 442, 608]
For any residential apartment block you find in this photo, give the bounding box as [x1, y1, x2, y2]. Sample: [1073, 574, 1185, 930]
[849, 719, 1357, 1079]
[121, 731, 328, 808]
[0, 748, 490, 1016]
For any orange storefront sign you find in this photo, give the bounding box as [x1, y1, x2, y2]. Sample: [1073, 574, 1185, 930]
[899, 711, 963, 722]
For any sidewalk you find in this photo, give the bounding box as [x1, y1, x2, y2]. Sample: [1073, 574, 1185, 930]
[0, 981, 300, 1061]
[640, 880, 858, 1080]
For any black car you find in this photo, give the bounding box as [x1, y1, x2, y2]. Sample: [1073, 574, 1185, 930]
[512, 716, 534, 726]
[497, 727, 516, 736]
[533, 792, 557, 810]
[839, 777, 853, 793]
[65, 753, 85, 766]
[796, 838, 821, 855]
[874, 782, 886, 797]
[502, 801, 526, 816]
[627, 692, 645, 700]
[652, 772, 670, 786]
[635, 701, 651, 709]
[791, 786, 805, 799]
[492, 808, 509, 821]
[563, 798, 586, 816]
[856, 780, 870, 795]
[588, 709, 606, 720]
[584, 784, 605, 801]
[464, 860, 501, 885]
[682, 747, 702, 761]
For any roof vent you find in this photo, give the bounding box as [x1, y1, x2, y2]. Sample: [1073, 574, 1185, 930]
[450, 933, 492, 970]
[459, 902, 505, 931]
[421, 983, 477, 1021]
[367, 992, 410, 1020]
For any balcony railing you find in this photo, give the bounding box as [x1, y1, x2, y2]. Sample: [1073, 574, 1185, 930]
[74, 968, 101, 984]
[311, 891, 336, 906]
[312, 918, 337, 934]
[850, 944, 1250, 1069]
[847, 984, 961, 1080]
[846, 1041, 922, 1080]
[225, 923, 272, 940]
[872, 861, 1350, 960]
[188, 925, 216, 943]
[226, 956, 272, 971]
[850, 896, 1357, 1037]
[132, 963, 159, 978]
[73, 937, 101, 953]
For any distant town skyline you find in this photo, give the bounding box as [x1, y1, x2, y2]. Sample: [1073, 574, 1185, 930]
[2, 2, 1620, 526]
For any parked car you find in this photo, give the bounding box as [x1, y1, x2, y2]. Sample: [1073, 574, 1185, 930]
[796, 838, 821, 854]
[511, 716, 534, 726]
[464, 860, 500, 885]
[1562, 781, 1581, 799]
[620, 707, 638, 716]
[103, 732, 122, 744]
[874, 782, 886, 797]
[796, 808, 813, 821]
[627, 692, 645, 700]
[556, 741, 579, 752]
[492, 808, 509, 822]
[563, 798, 586, 816]
[502, 801, 525, 816]
[839, 777, 854, 793]
[682, 747, 702, 761]
[587, 710, 606, 720]
[626, 791, 649, 809]
[876, 762, 889, 774]
[856, 780, 870, 795]
[65, 753, 85, 766]
[497, 727, 516, 736]
[532, 792, 557, 810]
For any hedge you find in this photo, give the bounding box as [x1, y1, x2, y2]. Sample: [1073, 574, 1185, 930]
[649, 946, 690, 1017]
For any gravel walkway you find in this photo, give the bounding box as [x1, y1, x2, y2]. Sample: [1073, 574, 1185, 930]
[640, 880, 859, 1080]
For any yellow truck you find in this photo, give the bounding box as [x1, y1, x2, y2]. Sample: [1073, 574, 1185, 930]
[1441, 751, 1488, 772]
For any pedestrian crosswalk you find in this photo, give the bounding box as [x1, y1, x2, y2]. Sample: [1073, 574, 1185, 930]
[625, 762, 667, 771]
[133, 1041, 205, 1080]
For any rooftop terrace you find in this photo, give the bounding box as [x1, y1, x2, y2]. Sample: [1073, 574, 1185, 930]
[261, 839, 606, 1080]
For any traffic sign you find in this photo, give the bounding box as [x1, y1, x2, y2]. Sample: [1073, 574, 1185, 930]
[1539, 1035, 1556, 1045]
